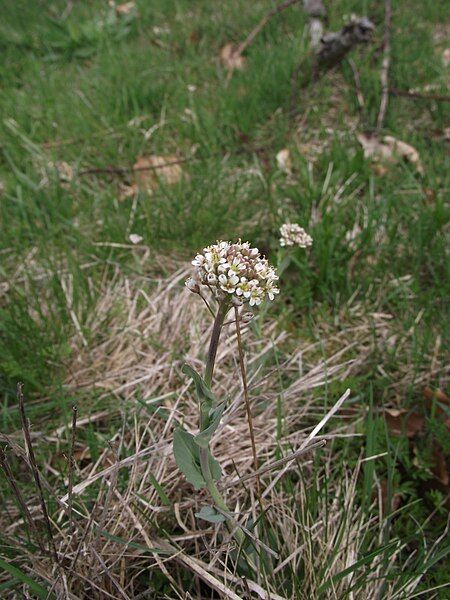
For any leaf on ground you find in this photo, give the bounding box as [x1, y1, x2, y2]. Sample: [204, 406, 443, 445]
[423, 387, 450, 420]
[357, 133, 424, 175]
[129, 233, 143, 245]
[276, 148, 292, 175]
[118, 182, 139, 201]
[380, 479, 402, 516]
[432, 444, 449, 488]
[423, 386, 450, 407]
[49, 161, 74, 183]
[443, 48, 450, 68]
[384, 409, 425, 438]
[220, 43, 245, 71]
[133, 155, 184, 193]
[115, 1, 136, 16]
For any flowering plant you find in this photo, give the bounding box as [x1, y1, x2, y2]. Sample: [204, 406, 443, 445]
[174, 241, 278, 538]
[174, 232, 311, 540]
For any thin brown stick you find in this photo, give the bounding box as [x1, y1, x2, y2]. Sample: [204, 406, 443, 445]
[221, 439, 326, 489]
[78, 144, 267, 177]
[376, 0, 392, 131]
[90, 547, 131, 600]
[234, 307, 261, 500]
[389, 88, 450, 102]
[348, 58, 365, 113]
[17, 383, 59, 565]
[0, 448, 47, 553]
[67, 405, 78, 535]
[235, 0, 299, 56]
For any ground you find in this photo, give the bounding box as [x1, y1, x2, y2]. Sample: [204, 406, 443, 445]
[0, 1, 449, 598]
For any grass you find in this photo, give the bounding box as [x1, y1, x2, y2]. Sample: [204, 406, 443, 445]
[0, 0, 449, 597]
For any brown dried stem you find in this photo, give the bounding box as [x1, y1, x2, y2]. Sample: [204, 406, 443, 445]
[67, 405, 78, 535]
[234, 306, 262, 501]
[235, 0, 300, 57]
[0, 447, 47, 553]
[377, 0, 392, 131]
[389, 88, 450, 102]
[17, 382, 59, 565]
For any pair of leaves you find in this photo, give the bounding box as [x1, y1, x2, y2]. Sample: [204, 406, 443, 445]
[183, 363, 225, 444]
[182, 364, 216, 406]
[194, 403, 225, 448]
[173, 428, 221, 490]
[174, 365, 225, 487]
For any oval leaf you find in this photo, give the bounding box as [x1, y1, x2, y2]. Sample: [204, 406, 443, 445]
[194, 403, 225, 448]
[173, 428, 206, 489]
[195, 505, 226, 523]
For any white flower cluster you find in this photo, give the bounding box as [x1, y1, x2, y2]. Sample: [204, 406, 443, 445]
[188, 241, 279, 306]
[279, 223, 313, 248]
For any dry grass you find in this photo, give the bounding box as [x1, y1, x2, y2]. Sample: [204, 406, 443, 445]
[1, 260, 447, 598]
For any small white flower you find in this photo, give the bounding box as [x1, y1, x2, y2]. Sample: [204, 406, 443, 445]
[279, 223, 313, 248]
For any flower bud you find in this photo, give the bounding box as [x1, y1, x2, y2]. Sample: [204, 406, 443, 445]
[185, 277, 200, 294]
[240, 311, 254, 324]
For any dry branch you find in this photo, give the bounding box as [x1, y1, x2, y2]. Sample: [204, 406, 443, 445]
[377, 0, 392, 130]
[317, 17, 375, 70]
[389, 87, 450, 102]
[17, 383, 59, 565]
[235, 0, 300, 57]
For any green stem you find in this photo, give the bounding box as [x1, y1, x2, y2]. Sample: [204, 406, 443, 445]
[200, 301, 244, 544]
[204, 301, 228, 388]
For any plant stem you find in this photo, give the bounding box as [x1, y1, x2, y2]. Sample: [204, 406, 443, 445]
[200, 301, 245, 544]
[204, 301, 228, 388]
[199, 450, 229, 513]
[234, 306, 262, 501]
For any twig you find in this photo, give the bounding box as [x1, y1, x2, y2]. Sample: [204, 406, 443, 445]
[234, 307, 262, 501]
[389, 88, 450, 102]
[78, 144, 267, 178]
[17, 383, 60, 565]
[0, 448, 47, 554]
[235, 0, 300, 57]
[376, 0, 392, 131]
[90, 547, 131, 600]
[67, 405, 77, 535]
[221, 439, 326, 489]
[348, 58, 365, 113]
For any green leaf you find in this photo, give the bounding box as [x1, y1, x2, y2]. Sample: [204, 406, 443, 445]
[182, 364, 216, 406]
[209, 451, 222, 481]
[317, 540, 399, 594]
[194, 403, 225, 448]
[173, 428, 222, 487]
[148, 473, 171, 506]
[0, 558, 54, 599]
[173, 428, 206, 489]
[195, 505, 226, 523]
